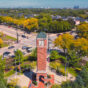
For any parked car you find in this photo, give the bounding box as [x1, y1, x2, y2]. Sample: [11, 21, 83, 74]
[22, 46, 26, 50]
[22, 35, 26, 38]
[8, 46, 14, 49]
[26, 48, 31, 53]
[3, 52, 11, 58]
[11, 55, 15, 58]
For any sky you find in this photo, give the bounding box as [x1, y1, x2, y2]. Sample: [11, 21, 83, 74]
[0, 0, 88, 8]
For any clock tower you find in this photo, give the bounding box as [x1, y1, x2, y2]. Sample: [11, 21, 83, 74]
[36, 32, 47, 83]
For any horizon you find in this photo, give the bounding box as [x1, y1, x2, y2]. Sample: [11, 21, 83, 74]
[0, 0, 88, 8]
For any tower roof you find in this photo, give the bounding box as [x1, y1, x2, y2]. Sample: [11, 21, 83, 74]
[37, 32, 46, 38]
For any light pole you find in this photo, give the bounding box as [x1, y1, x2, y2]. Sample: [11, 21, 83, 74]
[15, 57, 17, 79]
[16, 27, 19, 43]
[17, 31, 19, 43]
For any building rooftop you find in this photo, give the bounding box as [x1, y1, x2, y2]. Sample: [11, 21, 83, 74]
[37, 32, 46, 38]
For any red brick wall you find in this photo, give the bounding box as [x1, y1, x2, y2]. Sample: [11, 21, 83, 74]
[37, 39, 47, 71]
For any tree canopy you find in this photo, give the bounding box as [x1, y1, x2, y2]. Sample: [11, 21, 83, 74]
[77, 23, 88, 39]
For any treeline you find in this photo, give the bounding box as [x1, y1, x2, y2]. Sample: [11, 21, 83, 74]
[38, 13, 73, 32]
[0, 16, 38, 32]
[0, 14, 75, 33]
[0, 8, 88, 18]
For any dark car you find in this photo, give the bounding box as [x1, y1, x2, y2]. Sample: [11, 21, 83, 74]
[22, 35, 26, 38]
[3, 52, 10, 55]
[26, 47, 32, 52]
[8, 46, 14, 49]
[11, 55, 15, 58]
[3, 52, 11, 58]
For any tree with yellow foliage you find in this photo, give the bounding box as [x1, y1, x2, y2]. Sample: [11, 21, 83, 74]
[54, 33, 74, 53]
[0, 38, 3, 48]
[23, 18, 38, 30]
[77, 23, 88, 39]
[54, 33, 88, 67]
[73, 38, 88, 57]
[0, 16, 39, 32]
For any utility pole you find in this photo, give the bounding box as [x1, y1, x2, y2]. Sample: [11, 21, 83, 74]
[16, 26, 19, 43]
[48, 33, 50, 52]
[16, 31, 19, 43]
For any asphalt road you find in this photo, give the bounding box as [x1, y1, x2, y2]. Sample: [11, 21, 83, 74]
[0, 25, 58, 57]
[0, 25, 37, 56]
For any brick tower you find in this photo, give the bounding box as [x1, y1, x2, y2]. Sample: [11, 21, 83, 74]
[36, 32, 47, 83]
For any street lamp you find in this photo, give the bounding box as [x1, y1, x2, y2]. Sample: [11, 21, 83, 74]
[16, 27, 19, 43]
[17, 30, 19, 43]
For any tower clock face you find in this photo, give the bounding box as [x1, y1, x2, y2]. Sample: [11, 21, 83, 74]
[39, 40, 44, 46]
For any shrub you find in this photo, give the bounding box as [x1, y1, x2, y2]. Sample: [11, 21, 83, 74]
[30, 48, 37, 61]
[32, 81, 37, 85]
[50, 61, 61, 70]
[68, 67, 77, 76]
[7, 78, 19, 88]
[58, 55, 67, 63]
[56, 67, 65, 76]
[47, 74, 51, 78]
[51, 84, 61, 88]
[45, 81, 51, 86]
[5, 70, 15, 77]
[50, 50, 59, 61]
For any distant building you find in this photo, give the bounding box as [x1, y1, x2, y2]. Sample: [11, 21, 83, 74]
[62, 17, 68, 21]
[75, 20, 80, 25]
[51, 15, 62, 20]
[74, 5, 79, 9]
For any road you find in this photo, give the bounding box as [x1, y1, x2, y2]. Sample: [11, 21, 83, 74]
[0, 25, 78, 59]
[0, 25, 37, 56]
[0, 25, 59, 57]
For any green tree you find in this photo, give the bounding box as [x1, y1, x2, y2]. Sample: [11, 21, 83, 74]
[51, 84, 61, 88]
[14, 50, 23, 72]
[15, 49, 23, 64]
[67, 18, 75, 28]
[79, 67, 88, 87]
[0, 56, 7, 88]
[50, 50, 59, 61]
[75, 75, 84, 88]
[30, 48, 37, 61]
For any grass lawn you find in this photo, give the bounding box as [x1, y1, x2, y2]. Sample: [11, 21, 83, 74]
[3, 35, 17, 41]
[5, 54, 36, 77]
[1, 43, 8, 48]
[1, 34, 16, 41]
[4, 69, 15, 77]
[0, 32, 17, 48]
[50, 61, 77, 76]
